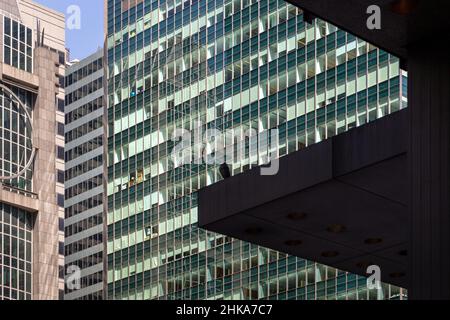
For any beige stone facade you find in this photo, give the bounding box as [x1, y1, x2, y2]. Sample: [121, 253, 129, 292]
[0, 0, 65, 300]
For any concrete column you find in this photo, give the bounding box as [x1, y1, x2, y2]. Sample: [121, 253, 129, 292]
[409, 48, 450, 299]
[32, 46, 59, 300]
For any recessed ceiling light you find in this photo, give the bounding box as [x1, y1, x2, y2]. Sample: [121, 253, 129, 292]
[245, 227, 262, 235]
[356, 261, 374, 269]
[364, 238, 383, 245]
[389, 272, 406, 278]
[321, 251, 339, 258]
[390, 0, 419, 15]
[286, 212, 307, 221]
[327, 224, 347, 233]
[284, 240, 303, 246]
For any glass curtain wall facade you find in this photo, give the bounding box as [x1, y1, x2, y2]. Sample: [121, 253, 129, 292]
[64, 50, 105, 300]
[106, 0, 407, 300]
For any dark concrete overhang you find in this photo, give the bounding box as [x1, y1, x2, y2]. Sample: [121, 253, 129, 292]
[285, 0, 450, 62]
[199, 110, 409, 288]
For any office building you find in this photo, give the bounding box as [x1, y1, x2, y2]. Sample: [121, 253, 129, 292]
[64, 49, 104, 300]
[105, 0, 406, 300]
[0, 0, 65, 300]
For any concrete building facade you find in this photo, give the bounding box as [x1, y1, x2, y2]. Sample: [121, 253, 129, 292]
[64, 49, 104, 300]
[0, 0, 65, 300]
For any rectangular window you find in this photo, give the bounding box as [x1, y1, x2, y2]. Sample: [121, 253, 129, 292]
[58, 218, 64, 232]
[57, 146, 65, 160]
[57, 122, 64, 136]
[58, 241, 64, 255]
[57, 98, 65, 112]
[57, 170, 64, 184]
[57, 193, 64, 207]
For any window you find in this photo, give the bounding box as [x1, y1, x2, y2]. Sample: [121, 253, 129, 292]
[58, 51, 65, 65]
[57, 170, 64, 184]
[57, 122, 64, 136]
[57, 146, 65, 160]
[58, 242, 64, 255]
[58, 76, 65, 88]
[59, 218, 64, 231]
[3, 16, 33, 72]
[57, 193, 64, 207]
[57, 98, 65, 112]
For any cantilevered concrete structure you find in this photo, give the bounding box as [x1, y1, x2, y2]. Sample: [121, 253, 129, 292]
[200, 110, 409, 289]
[199, 1, 450, 299]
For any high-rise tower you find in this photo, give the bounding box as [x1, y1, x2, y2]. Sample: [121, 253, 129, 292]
[105, 0, 407, 300]
[64, 49, 105, 300]
[0, 0, 66, 300]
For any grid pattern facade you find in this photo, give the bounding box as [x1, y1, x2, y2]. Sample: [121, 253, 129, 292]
[64, 50, 104, 300]
[2, 16, 33, 73]
[106, 0, 407, 300]
[0, 85, 34, 192]
[0, 203, 33, 300]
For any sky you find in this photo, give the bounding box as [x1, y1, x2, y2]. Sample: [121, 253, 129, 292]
[34, 0, 104, 61]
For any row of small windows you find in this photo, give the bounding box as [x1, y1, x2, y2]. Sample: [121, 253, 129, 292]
[65, 136, 103, 163]
[65, 212, 103, 238]
[65, 251, 103, 271]
[65, 271, 103, 294]
[65, 155, 103, 182]
[65, 116, 103, 144]
[64, 232, 103, 256]
[65, 97, 103, 125]
[65, 77, 103, 106]
[73, 291, 103, 300]
[65, 174, 103, 200]
[65, 57, 103, 87]
[65, 194, 103, 220]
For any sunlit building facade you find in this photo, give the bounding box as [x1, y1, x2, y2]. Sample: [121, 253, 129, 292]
[106, 0, 407, 300]
[0, 0, 66, 300]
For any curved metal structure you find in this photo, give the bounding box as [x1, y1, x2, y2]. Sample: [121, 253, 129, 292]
[0, 83, 37, 181]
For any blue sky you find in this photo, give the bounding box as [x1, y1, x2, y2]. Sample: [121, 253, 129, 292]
[35, 0, 104, 61]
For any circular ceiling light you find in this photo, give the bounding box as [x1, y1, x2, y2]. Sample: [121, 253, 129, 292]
[321, 251, 339, 258]
[389, 272, 406, 278]
[286, 212, 307, 221]
[284, 240, 303, 246]
[390, 0, 419, 15]
[327, 224, 347, 233]
[244, 227, 262, 235]
[364, 238, 383, 245]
